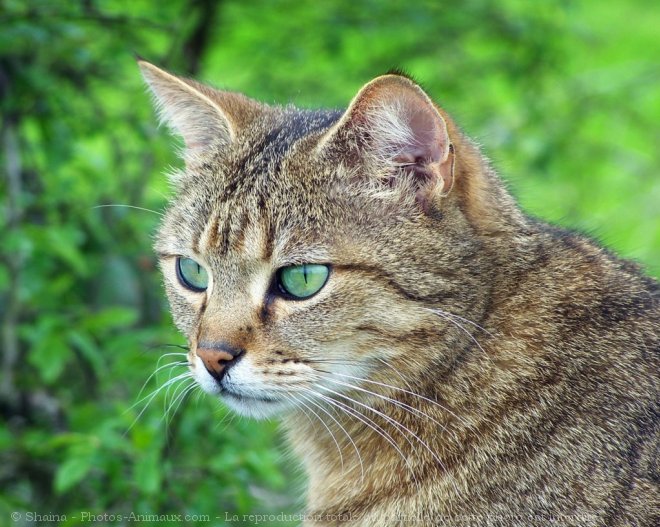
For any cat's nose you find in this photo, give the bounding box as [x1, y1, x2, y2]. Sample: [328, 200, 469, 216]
[196, 341, 245, 383]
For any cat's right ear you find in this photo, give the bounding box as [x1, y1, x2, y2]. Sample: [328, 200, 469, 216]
[137, 60, 261, 160]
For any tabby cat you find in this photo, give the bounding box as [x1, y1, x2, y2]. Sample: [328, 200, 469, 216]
[138, 60, 659, 526]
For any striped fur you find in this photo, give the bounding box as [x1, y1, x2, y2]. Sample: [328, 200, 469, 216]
[140, 61, 659, 526]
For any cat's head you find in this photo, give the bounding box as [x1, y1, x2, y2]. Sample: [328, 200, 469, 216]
[139, 61, 523, 419]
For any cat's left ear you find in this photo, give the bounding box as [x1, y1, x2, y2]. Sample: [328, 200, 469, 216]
[318, 74, 454, 204]
[138, 60, 261, 160]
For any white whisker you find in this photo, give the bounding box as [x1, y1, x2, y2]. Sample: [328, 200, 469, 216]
[164, 380, 197, 426]
[127, 370, 191, 414]
[317, 374, 459, 444]
[434, 308, 494, 338]
[427, 307, 494, 365]
[318, 385, 423, 452]
[289, 392, 346, 472]
[135, 356, 188, 402]
[299, 390, 366, 483]
[92, 204, 164, 216]
[328, 371, 472, 430]
[309, 388, 420, 490]
[376, 357, 415, 392]
[124, 371, 193, 434]
[316, 384, 460, 496]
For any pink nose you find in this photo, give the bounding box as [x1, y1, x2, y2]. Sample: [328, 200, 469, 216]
[196, 342, 244, 382]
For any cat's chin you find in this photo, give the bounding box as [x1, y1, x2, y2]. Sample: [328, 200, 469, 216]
[220, 391, 292, 420]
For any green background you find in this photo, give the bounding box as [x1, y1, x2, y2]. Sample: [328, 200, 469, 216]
[1, 0, 658, 525]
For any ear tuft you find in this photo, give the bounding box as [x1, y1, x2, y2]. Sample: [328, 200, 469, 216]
[384, 67, 415, 81]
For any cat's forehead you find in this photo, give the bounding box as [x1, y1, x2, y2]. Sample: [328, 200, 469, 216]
[229, 107, 342, 179]
[159, 107, 348, 262]
[192, 106, 343, 199]
[191, 189, 338, 265]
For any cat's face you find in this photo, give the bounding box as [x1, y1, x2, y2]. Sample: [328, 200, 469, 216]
[141, 62, 509, 419]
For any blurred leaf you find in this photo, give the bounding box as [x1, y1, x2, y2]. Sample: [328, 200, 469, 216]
[83, 307, 139, 332]
[46, 226, 88, 276]
[133, 449, 162, 495]
[28, 335, 71, 384]
[55, 454, 94, 494]
[0, 263, 9, 291]
[95, 255, 143, 308]
[68, 330, 105, 375]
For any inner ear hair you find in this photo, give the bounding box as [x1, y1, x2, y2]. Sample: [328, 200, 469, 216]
[392, 141, 455, 196]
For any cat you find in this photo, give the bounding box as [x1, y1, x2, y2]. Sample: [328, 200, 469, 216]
[138, 59, 659, 526]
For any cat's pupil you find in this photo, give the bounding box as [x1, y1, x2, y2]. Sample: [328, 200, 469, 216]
[278, 264, 329, 300]
[176, 257, 208, 292]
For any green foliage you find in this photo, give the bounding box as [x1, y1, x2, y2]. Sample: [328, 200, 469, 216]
[1, 0, 658, 525]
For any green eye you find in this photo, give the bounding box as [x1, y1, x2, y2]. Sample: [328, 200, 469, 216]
[176, 257, 208, 292]
[278, 264, 330, 300]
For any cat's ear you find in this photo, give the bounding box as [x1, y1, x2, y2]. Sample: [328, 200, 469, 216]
[138, 60, 261, 159]
[318, 74, 454, 203]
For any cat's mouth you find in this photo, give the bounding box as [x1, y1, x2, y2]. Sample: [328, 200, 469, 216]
[217, 385, 293, 419]
[220, 388, 278, 404]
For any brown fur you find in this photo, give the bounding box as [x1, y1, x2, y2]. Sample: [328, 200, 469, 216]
[139, 60, 659, 526]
